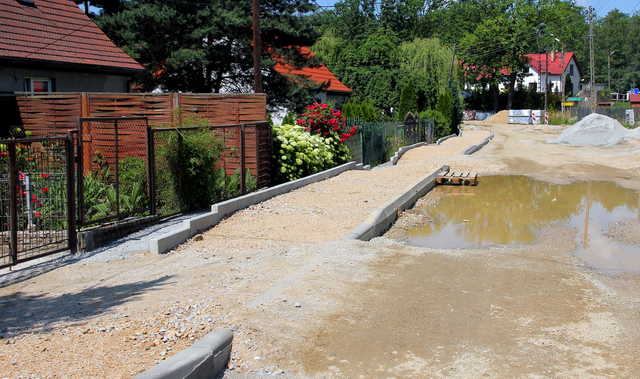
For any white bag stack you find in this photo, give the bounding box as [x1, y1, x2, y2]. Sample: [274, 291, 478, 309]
[508, 109, 532, 124]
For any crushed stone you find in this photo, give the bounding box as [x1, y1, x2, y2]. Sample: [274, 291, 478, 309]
[549, 113, 636, 147]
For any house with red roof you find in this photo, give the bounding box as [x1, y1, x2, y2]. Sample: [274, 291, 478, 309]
[273, 47, 352, 106]
[0, 0, 144, 94]
[521, 52, 580, 95]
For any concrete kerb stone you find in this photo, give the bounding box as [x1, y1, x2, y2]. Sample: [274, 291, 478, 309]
[148, 161, 357, 254]
[388, 133, 461, 167]
[463, 133, 495, 155]
[212, 161, 357, 217]
[343, 165, 449, 241]
[135, 329, 233, 379]
[436, 133, 457, 145]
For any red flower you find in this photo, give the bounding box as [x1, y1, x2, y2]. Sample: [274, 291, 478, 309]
[41, 187, 49, 193]
[34, 211, 42, 217]
[31, 194, 37, 200]
[18, 173, 25, 181]
[40, 174, 50, 179]
[19, 191, 26, 196]
[296, 119, 306, 126]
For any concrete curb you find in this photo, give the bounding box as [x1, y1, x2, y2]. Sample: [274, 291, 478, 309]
[388, 133, 461, 167]
[343, 165, 449, 241]
[135, 329, 233, 379]
[463, 133, 495, 155]
[149, 161, 357, 254]
[436, 133, 457, 145]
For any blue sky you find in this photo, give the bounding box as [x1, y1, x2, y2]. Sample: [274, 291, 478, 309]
[314, 0, 640, 17]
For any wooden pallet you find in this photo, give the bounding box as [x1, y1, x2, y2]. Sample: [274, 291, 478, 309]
[436, 168, 478, 186]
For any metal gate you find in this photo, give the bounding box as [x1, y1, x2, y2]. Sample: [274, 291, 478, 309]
[0, 136, 76, 268]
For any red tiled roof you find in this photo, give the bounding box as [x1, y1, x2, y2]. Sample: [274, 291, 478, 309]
[273, 47, 352, 94]
[525, 52, 575, 75]
[0, 0, 144, 72]
[630, 94, 640, 103]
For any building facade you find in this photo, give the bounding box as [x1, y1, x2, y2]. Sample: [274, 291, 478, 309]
[0, 0, 143, 95]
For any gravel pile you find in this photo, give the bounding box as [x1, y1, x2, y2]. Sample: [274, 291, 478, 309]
[550, 113, 635, 147]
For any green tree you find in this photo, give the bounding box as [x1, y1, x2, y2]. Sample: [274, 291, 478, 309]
[398, 81, 418, 119]
[96, 0, 318, 110]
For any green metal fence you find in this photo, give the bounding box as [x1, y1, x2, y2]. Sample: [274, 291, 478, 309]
[344, 118, 435, 167]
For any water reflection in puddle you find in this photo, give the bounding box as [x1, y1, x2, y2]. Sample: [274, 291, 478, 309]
[402, 176, 640, 273]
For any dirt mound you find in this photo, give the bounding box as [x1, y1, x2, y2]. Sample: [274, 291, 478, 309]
[485, 110, 509, 124]
[550, 113, 633, 147]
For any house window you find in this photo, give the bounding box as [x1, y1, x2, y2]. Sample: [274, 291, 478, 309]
[24, 77, 54, 94]
[529, 82, 537, 91]
[569, 63, 574, 76]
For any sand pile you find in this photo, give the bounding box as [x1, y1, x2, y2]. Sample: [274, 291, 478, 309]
[550, 113, 636, 147]
[485, 110, 509, 124]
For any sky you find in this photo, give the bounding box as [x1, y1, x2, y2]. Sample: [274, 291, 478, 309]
[314, 0, 640, 17]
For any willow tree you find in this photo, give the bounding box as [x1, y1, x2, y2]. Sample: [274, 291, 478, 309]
[396, 38, 456, 112]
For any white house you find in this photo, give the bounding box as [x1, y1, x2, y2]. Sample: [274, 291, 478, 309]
[521, 52, 580, 95]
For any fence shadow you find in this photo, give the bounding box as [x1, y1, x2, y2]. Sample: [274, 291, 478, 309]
[0, 275, 173, 337]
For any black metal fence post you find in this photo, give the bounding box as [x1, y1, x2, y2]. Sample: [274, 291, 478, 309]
[7, 142, 17, 265]
[146, 125, 157, 216]
[114, 119, 121, 221]
[76, 121, 85, 227]
[66, 134, 77, 253]
[240, 123, 246, 195]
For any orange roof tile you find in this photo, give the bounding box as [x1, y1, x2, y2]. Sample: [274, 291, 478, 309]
[0, 0, 144, 72]
[273, 47, 352, 94]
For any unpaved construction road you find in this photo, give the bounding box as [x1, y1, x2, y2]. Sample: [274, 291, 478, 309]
[1, 124, 640, 378]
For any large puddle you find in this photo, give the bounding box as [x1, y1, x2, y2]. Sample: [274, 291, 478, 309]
[400, 176, 640, 273]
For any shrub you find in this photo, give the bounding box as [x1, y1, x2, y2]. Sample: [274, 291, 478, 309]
[272, 124, 337, 182]
[342, 98, 383, 121]
[158, 129, 224, 211]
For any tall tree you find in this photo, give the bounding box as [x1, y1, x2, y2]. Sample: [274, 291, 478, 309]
[95, 0, 319, 110]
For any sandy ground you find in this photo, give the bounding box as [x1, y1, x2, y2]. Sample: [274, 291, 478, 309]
[1, 124, 639, 378]
[0, 131, 488, 378]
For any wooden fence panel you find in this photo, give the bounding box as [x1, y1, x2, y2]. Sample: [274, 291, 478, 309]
[15, 93, 82, 137]
[87, 94, 174, 126]
[11, 92, 271, 186]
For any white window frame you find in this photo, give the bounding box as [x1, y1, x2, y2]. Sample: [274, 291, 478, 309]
[25, 77, 53, 94]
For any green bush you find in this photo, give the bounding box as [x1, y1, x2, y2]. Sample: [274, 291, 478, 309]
[421, 109, 450, 137]
[157, 129, 224, 212]
[342, 98, 382, 121]
[272, 124, 337, 182]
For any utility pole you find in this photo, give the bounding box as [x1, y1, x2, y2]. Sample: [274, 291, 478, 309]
[588, 6, 596, 110]
[608, 50, 616, 92]
[252, 0, 263, 93]
[545, 48, 549, 122]
[448, 44, 457, 84]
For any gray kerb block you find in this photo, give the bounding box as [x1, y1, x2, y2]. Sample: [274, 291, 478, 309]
[135, 329, 233, 379]
[463, 133, 494, 155]
[344, 165, 449, 241]
[149, 225, 191, 255]
[148, 161, 357, 254]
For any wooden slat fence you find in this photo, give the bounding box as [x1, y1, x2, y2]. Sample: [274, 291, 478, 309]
[5, 93, 271, 187]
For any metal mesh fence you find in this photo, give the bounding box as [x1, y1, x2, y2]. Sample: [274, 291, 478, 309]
[570, 105, 640, 126]
[0, 137, 74, 268]
[151, 125, 259, 217]
[78, 117, 153, 227]
[344, 118, 435, 167]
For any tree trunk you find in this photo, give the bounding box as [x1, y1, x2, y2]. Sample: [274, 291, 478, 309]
[507, 75, 517, 110]
[490, 82, 499, 112]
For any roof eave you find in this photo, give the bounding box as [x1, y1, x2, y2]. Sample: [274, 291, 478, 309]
[0, 56, 145, 76]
